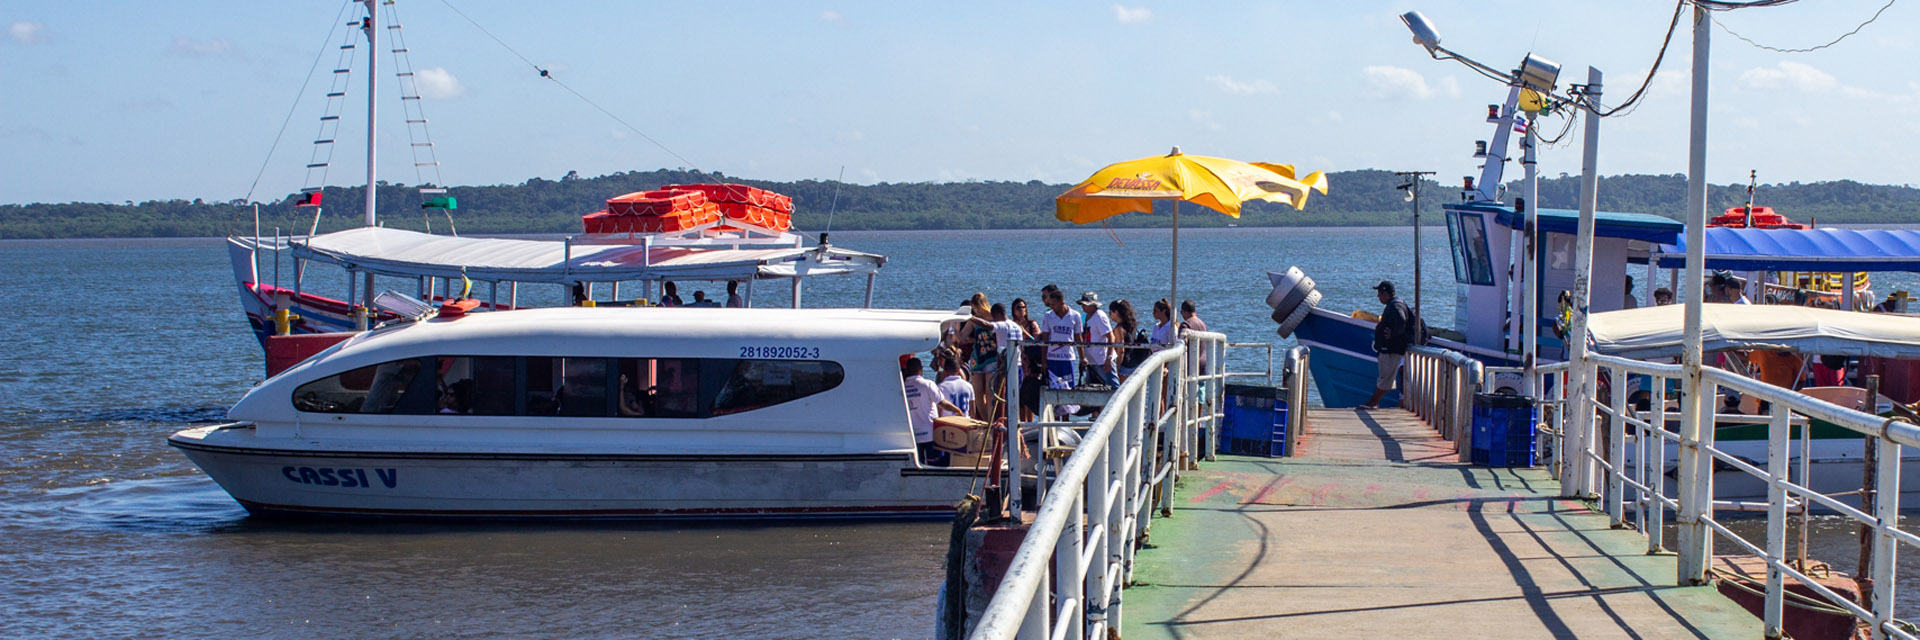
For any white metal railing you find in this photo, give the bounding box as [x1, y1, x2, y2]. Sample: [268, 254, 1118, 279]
[1405, 346, 1483, 461]
[970, 331, 1293, 640]
[1541, 353, 1920, 639]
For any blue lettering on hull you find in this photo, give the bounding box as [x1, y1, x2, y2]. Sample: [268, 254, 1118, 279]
[282, 466, 397, 488]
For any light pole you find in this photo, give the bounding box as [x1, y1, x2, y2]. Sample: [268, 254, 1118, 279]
[1395, 171, 1435, 316]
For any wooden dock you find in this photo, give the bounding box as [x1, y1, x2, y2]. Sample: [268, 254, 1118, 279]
[1119, 407, 1764, 638]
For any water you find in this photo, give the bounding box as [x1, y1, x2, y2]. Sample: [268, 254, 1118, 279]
[4, 228, 1905, 637]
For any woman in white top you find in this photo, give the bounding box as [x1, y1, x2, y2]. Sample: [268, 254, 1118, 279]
[1149, 298, 1177, 346]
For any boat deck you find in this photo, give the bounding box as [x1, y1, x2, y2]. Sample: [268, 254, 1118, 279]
[1119, 407, 1764, 638]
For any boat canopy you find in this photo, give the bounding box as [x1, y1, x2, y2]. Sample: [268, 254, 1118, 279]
[1588, 303, 1920, 359]
[1457, 202, 1684, 243]
[282, 227, 885, 284]
[1652, 227, 1920, 272]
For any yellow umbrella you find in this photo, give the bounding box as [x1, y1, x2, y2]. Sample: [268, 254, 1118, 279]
[1055, 146, 1328, 304]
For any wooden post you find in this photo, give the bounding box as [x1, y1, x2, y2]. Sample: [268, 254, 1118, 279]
[1857, 373, 1880, 598]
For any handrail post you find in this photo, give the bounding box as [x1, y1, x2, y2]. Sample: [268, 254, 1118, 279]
[1090, 402, 1118, 634]
[1128, 376, 1149, 579]
[1006, 342, 1023, 521]
[1564, 359, 1592, 498]
[1871, 439, 1901, 638]
[1055, 490, 1084, 640]
[1764, 402, 1789, 638]
[1608, 364, 1627, 525]
[1649, 373, 1668, 554]
[1677, 376, 1716, 585]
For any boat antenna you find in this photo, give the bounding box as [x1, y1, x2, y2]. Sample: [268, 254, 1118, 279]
[823, 165, 846, 239]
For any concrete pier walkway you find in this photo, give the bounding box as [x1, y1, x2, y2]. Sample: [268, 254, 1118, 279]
[1120, 407, 1763, 639]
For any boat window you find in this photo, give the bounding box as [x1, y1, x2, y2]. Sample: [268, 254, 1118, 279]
[292, 357, 431, 414]
[1446, 211, 1468, 284]
[709, 360, 845, 416]
[615, 358, 700, 418]
[525, 357, 612, 417]
[434, 356, 515, 415]
[1453, 212, 1495, 286]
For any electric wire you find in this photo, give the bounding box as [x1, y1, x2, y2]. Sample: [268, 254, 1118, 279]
[1710, 0, 1897, 53]
[1587, 0, 1688, 118]
[242, 0, 354, 204]
[434, 0, 705, 174]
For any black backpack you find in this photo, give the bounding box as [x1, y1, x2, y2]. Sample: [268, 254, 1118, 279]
[1120, 329, 1151, 368]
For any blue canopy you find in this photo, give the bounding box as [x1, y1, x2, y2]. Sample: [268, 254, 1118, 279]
[1460, 203, 1684, 244]
[1653, 227, 1920, 272]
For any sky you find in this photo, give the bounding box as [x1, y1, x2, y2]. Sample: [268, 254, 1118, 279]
[3, 0, 1917, 205]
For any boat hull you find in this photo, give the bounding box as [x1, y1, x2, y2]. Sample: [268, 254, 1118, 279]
[170, 425, 974, 519]
[1294, 307, 1521, 408]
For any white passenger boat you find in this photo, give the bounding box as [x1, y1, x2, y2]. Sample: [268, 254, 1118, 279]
[171, 307, 979, 519]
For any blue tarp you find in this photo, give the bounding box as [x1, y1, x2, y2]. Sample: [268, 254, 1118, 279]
[1653, 227, 1920, 272]
[1463, 203, 1685, 244]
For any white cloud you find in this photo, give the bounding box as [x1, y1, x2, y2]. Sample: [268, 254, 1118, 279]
[1438, 76, 1461, 99]
[1361, 65, 1434, 101]
[8, 21, 47, 44]
[169, 36, 240, 59]
[820, 11, 845, 24]
[1325, 110, 1344, 123]
[1206, 74, 1278, 95]
[1188, 108, 1223, 131]
[1738, 61, 1838, 93]
[414, 67, 466, 99]
[837, 130, 866, 142]
[1113, 5, 1152, 24]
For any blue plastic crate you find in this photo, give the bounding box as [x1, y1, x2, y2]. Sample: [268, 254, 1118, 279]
[1471, 393, 1537, 467]
[1220, 385, 1289, 458]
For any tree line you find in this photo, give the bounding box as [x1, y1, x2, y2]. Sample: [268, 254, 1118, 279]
[3, 168, 1916, 239]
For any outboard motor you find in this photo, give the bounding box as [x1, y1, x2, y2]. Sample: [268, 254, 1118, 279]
[1266, 266, 1321, 337]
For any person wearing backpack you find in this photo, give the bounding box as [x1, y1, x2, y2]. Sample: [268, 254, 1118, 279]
[1362, 281, 1416, 410]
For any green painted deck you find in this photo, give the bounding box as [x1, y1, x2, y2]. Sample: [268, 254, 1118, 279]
[1119, 407, 1764, 639]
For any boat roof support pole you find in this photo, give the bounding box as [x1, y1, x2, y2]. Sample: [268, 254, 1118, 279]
[744, 277, 754, 308]
[864, 273, 876, 308]
[791, 277, 803, 309]
[360, 0, 378, 228]
[1563, 66, 1603, 500]
[1646, 250, 1660, 307]
[1677, 2, 1715, 588]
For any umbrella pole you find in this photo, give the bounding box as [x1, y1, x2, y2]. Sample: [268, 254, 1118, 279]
[1171, 201, 1179, 309]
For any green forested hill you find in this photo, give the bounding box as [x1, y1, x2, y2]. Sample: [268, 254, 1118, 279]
[3, 168, 1916, 239]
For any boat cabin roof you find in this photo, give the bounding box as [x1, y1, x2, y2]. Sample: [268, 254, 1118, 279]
[1589, 303, 1920, 359]
[1653, 227, 1920, 272]
[1450, 202, 1684, 244]
[276, 227, 885, 284]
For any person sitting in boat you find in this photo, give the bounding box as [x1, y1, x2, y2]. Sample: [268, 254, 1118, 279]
[1709, 272, 1750, 304]
[902, 356, 963, 466]
[438, 379, 475, 414]
[570, 282, 589, 307]
[688, 291, 722, 307]
[660, 281, 684, 307]
[1361, 281, 1413, 411]
[726, 281, 746, 308]
[1654, 287, 1675, 306]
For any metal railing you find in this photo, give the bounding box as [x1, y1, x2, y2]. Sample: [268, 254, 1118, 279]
[1404, 346, 1483, 461]
[970, 331, 1294, 640]
[1540, 353, 1920, 639]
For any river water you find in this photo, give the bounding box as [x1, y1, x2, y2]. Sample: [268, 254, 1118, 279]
[1, 227, 1908, 637]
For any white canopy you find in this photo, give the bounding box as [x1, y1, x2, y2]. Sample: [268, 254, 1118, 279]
[281, 227, 885, 284]
[1588, 303, 1920, 359]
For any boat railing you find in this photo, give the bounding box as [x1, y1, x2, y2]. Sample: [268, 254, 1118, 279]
[1540, 353, 1919, 639]
[974, 330, 1277, 640]
[1405, 346, 1484, 460]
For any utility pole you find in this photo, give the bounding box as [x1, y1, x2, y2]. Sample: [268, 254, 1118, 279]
[1395, 171, 1436, 316]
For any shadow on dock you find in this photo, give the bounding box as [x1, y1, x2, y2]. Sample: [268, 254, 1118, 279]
[1120, 407, 1764, 639]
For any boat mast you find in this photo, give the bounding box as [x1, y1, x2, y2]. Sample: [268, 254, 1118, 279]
[362, 0, 378, 228]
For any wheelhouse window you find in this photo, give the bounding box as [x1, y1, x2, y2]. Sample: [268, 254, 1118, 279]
[294, 355, 843, 418]
[293, 358, 431, 414]
[1451, 211, 1495, 286]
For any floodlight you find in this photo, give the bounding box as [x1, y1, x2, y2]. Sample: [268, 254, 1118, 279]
[1401, 12, 1441, 56]
[1518, 53, 1561, 93]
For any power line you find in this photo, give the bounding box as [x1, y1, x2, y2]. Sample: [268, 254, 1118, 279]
[434, 0, 706, 175]
[1711, 0, 1898, 53]
[1588, 0, 1688, 118]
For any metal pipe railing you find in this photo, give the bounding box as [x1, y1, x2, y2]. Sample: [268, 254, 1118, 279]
[972, 331, 1279, 640]
[1404, 346, 1482, 460]
[1546, 352, 1917, 639]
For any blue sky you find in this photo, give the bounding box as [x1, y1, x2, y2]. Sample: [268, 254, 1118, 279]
[3, 1, 1915, 205]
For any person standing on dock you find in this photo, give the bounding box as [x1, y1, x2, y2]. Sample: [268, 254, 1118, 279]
[903, 356, 961, 466]
[1078, 292, 1118, 387]
[1361, 281, 1413, 410]
[1041, 288, 1083, 389]
[1180, 300, 1209, 373]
